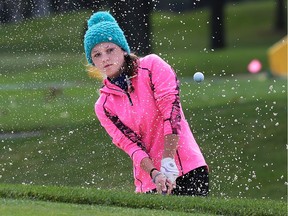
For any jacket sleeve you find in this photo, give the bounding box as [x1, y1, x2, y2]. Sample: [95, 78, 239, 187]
[148, 54, 181, 135]
[95, 99, 149, 168]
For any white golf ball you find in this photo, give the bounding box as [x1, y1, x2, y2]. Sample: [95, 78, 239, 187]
[193, 72, 204, 83]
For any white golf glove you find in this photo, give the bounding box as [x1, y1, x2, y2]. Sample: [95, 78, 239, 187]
[160, 157, 179, 183]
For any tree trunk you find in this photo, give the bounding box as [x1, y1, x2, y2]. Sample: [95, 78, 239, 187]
[78, 0, 105, 10]
[210, 0, 225, 49]
[0, 0, 24, 23]
[109, 0, 153, 56]
[0, 1, 9, 23]
[50, 0, 70, 12]
[34, 0, 51, 17]
[275, 0, 286, 32]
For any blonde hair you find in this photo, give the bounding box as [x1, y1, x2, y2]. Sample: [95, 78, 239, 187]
[87, 53, 139, 80]
[87, 64, 105, 80]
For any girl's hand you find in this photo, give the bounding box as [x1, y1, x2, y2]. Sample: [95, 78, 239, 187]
[160, 157, 179, 184]
[152, 171, 173, 195]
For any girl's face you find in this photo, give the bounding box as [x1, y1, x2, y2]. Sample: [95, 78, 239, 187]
[91, 42, 126, 79]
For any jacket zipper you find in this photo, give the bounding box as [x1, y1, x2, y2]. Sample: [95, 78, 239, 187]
[105, 83, 134, 106]
[126, 92, 133, 106]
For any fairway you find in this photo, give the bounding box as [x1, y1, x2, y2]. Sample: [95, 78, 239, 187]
[0, 76, 286, 200]
[0, 198, 210, 216]
[0, 0, 287, 214]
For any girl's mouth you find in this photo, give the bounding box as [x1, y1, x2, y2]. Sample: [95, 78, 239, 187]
[104, 64, 113, 68]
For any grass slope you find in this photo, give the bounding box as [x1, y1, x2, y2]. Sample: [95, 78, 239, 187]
[0, 77, 286, 200]
[1, 198, 204, 216]
[0, 184, 286, 216]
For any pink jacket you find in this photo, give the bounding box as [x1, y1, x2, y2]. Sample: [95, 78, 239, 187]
[95, 54, 207, 193]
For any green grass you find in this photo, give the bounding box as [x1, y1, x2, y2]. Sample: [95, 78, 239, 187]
[0, 0, 287, 213]
[0, 12, 89, 54]
[0, 85, 96, 132]
[1, 198, 205, 216]
[152, 1, 286, 75]
[0, 76, 286, 200]
[0, 184, 286, 216]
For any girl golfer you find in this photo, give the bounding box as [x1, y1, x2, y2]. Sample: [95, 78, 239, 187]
[83, 11, 209, 196]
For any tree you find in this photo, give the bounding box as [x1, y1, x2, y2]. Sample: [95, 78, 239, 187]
[0, 1, 9, 23]
[0, 1, 24, 23]
[275, 0, 287, 32]
[109, 0, 154, 55]
[50, 0, 81, 12]
[210, 0, 226, 50]
[34, 0, 50, 17]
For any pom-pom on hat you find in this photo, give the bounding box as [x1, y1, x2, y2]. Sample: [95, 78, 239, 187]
[84, 11, 130, 65]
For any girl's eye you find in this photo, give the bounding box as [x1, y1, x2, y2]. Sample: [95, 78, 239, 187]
[94, 53, 100, 58]
[107, 48, 114, 53]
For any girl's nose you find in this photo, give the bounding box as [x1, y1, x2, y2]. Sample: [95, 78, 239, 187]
[101, 53, 109, 63]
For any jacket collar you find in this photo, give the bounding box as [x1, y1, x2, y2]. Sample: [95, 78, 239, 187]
[100, 74, 137, 96]
[100, 79, 125, 96]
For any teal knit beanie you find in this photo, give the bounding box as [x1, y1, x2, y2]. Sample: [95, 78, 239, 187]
[84, 11, 130, 65]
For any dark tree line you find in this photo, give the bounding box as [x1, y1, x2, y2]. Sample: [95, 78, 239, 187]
[210, 0, 226, 50]
[275, 0, 287, 31]
[0, 0, 102, 23]
[109, 0, 153, 55]
[1, 0, 286, 54]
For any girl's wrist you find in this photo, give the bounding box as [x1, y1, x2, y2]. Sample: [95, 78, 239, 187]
[149, 168, 158, 179]
[152, 171, 162, 184]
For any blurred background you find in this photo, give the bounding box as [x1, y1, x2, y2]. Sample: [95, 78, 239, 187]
[1, 0, 287, 75]
[0, 0, 287, 201]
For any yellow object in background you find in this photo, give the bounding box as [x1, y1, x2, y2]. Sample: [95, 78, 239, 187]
[268, 36, 288, 77]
